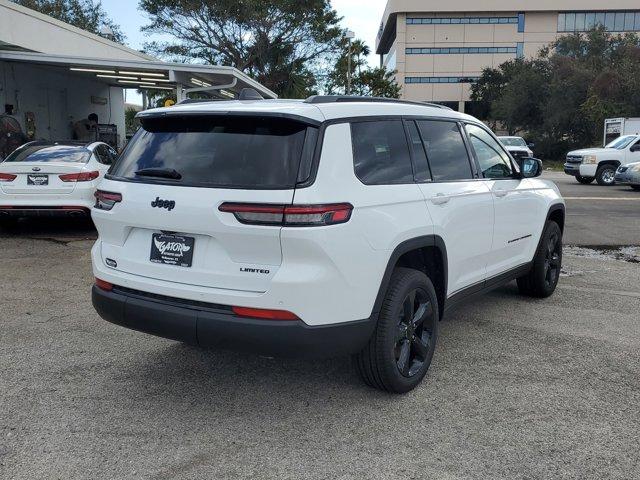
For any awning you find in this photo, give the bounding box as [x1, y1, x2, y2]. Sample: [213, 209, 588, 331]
[0, 50, 277, 99]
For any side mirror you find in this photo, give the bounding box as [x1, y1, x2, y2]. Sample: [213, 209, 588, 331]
[517, 157, 542, 178]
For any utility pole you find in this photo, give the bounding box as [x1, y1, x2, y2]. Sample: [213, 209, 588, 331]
[345, 30, 355, 95]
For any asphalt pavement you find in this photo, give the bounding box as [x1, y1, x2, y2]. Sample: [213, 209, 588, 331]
[1, 172, 639, 479]
[543, 170, 640, 245]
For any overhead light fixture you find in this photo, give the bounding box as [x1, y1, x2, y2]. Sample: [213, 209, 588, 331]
[119, 71, 166, 77]
[138, 86, 174, 90]
[141, 78, 171, 83]
[70, 67, 116, 74]
[118, 80, 156, 86]
[97, 74, 138, 80]
[219, 90, 235, 99]
[191, 77, 212, 88]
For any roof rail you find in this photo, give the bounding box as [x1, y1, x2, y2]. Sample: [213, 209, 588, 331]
[176, 98, 224, 105]
[304, 95, 452, 110]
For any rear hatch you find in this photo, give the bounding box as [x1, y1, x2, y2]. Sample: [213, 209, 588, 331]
[97, 113, 318, 292]
[0, 144, 91, 195]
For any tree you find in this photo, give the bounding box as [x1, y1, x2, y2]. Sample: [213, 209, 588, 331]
[13, 0, 126, 43]
[323, 39, 400, 98]
[470, 27, 640, 159]
[139, 0, 342, 98]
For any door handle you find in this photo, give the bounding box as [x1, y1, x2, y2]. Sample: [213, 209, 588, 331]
[430, 193, 450, 205]
[494, 189, 509, 198]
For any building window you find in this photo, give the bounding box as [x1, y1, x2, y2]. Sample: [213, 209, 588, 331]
[517, 13, 525, 32]
[558, 11, 640, 32]
[385, 49, 397, 71]
[516, 42, 524, 58]
[407, 16, 518, 25]
[405, 76, 480, 84]
[406, 46, 518, 55]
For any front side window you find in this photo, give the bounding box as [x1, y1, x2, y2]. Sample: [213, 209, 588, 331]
[465, 124, 514, 179]
[416, 120, 473, 181]
[351, 120, 414, 185]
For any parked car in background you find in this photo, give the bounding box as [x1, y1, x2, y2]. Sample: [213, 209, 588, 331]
[0, 141, 117, 222]
[564, 135, 640, 186]
[91, 93, 565, 393]
[615, 162, 640, 191]
[498, 136, 534, 161]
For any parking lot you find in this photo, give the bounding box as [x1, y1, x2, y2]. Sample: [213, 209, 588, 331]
[1, 172, 639, 479]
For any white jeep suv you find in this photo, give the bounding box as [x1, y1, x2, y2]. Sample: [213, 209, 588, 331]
[91, 93, 565, 393]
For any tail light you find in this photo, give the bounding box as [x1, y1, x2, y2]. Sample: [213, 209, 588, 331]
[219, 203, 353, 226]
[0, 173, 17, 182]
[232, 306, 298, 320]
[95, 278, 113, 291]
[94, 190, 122, 211]
[59, 171, 100, 182]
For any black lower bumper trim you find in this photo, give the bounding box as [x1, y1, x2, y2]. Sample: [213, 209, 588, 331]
[0, 207, 90, 217]
[92, 286, 375, 358]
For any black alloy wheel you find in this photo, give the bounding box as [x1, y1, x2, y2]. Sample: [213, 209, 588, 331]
[517, 220, 563, 298]
[394, 288, 436, 378]
[354, 267, 439, 393]
[543, 228, 562, 290]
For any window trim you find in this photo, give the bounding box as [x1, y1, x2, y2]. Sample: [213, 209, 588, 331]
[402, 119, 431, 183]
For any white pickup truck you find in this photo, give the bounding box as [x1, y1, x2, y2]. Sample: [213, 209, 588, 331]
[564, 135, 640, 185]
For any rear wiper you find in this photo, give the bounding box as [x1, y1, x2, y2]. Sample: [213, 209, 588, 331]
[135, 168, 182, 180]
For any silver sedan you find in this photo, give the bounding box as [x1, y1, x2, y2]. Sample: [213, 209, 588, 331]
[615, 162, 640, 191]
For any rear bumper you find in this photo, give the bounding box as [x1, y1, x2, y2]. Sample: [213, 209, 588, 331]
[92, 285, 376, 358]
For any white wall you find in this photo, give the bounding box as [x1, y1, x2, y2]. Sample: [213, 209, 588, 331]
[0, 0, 153, 61]
[0, 61, 125, 148]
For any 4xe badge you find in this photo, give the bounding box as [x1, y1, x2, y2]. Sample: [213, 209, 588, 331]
[151, 197, 176, 211]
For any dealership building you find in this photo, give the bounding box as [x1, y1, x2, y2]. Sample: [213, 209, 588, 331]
[376, 1, 640, 112]
[0, 0, 275, 158]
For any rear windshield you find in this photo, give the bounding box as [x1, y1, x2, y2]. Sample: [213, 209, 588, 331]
[110, 115, 314, 189]
[4, 144, 90, 163]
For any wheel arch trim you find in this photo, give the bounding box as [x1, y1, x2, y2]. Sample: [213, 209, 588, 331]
[370, 235, 448, 319]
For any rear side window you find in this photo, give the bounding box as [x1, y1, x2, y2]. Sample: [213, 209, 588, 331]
[416, 121, 473, 181]
[351, 120, 413, 185]
[110, 116, 312, 189]
[4, 144, 90, 163]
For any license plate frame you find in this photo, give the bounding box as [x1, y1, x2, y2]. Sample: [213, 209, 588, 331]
[27, 174, 49, 186]
[150, 233, 195, 268]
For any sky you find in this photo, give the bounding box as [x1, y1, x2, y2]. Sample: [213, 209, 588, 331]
[100, 0, 388, 103]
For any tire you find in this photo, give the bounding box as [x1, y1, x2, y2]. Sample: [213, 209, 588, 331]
[595, 165, 617, 186]
[354, 267, 439, 394]
[631, 185, 640, 191]
[517, 220, 562, 298]
[575, 175, 594, 184]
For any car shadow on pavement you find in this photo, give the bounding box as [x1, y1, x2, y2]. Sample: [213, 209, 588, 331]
[0, 217, 97, 240]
